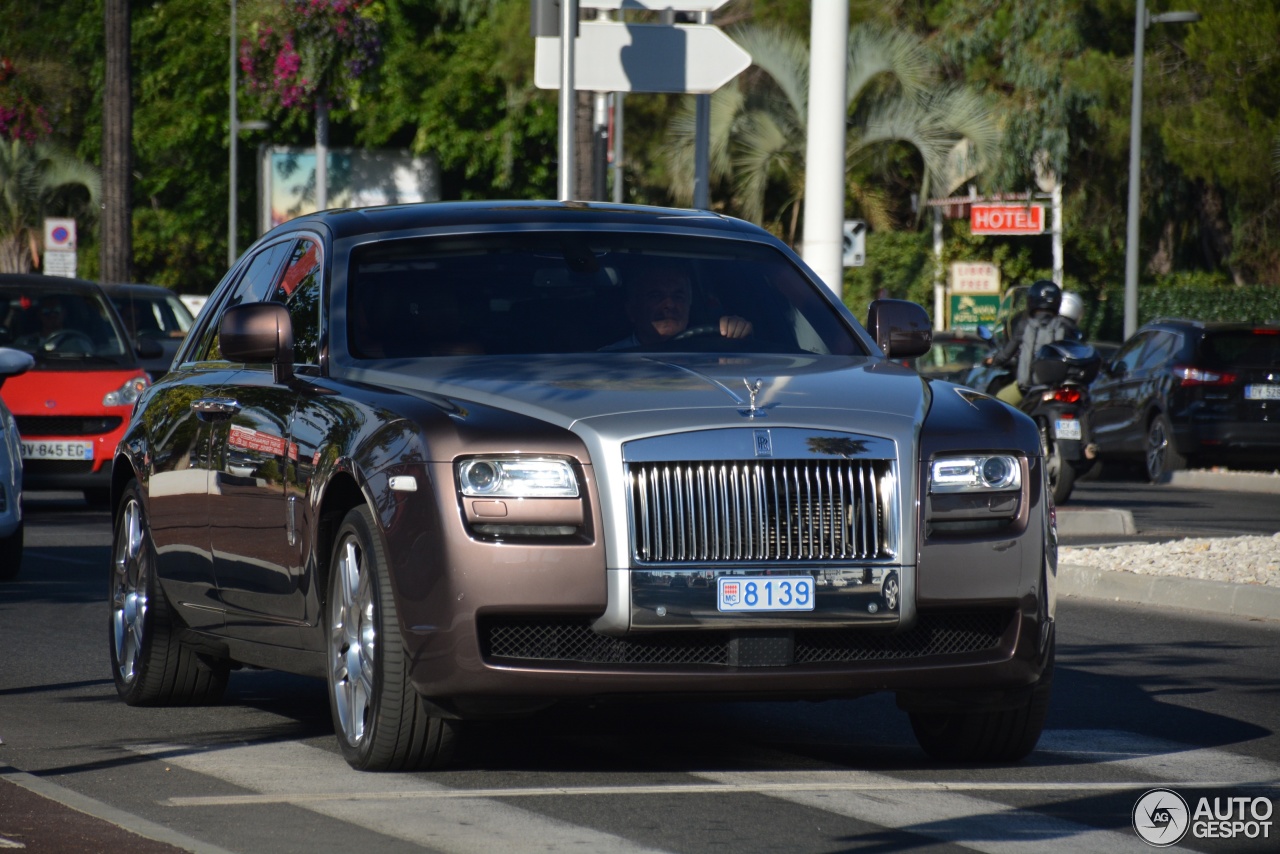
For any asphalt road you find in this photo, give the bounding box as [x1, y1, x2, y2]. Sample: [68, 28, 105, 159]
[2, 491, 1278, 853]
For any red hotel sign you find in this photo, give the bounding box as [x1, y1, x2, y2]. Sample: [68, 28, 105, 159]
[970, 204, 1045, 235]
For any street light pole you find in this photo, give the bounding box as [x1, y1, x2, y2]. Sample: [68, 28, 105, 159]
[229, 1, 270, 268]
[1123, 2, 1201, 339]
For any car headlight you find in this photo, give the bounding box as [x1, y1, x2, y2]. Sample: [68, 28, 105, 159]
[929, 455, 1021, 493]
[103, 377, 150, 407]
[458, 457, 579, 498]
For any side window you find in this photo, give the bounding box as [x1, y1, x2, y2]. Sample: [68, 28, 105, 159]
[1112, 332, 1152, 375]
[1136, 331, 1177, 371]
[193, 240, 295, 362]
[270, 238, 322, 367]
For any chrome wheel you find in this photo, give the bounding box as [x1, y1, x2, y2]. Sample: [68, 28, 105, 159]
[1145, 413, 1185, 482]
[881, 572, 899, 611]
[329, 535, 376, 748]
[111, 497, 148, 686]
[1146, 420, 1167, 480]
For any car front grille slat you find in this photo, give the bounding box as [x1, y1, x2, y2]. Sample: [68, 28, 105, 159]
[14, 415, 122, 437]
[629, 459, 894, 564]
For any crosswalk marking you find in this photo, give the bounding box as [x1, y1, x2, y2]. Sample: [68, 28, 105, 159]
[135, 742, 670, 854]
[135, 730, 1280, 854]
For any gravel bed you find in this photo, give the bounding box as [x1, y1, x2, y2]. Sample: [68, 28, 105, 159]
[1060, 533, 1280, 588]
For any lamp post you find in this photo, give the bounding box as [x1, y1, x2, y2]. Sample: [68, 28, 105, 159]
[1123, 1, 1200, 339]
[229, 1, 270, 268]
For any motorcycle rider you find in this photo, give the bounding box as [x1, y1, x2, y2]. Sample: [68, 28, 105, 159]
[984, 280, 1079, 405]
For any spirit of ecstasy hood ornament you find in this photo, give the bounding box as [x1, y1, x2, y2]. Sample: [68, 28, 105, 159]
[741, 377, 764, 418]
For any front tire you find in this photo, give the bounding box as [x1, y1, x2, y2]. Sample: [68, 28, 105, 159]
[110, 482, 228, 705]
[909, 639, 1054, 764]
[327, 506, 457, 771]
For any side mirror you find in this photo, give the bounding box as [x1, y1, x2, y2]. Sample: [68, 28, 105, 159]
[0, 346, 35, 391]
[135, 338, 164, 359]
[866, 299, 932, 359]
[219, 302, 294, 383]
[974, 325, 994, 343]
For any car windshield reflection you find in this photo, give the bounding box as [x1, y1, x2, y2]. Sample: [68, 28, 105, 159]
[346, 233, 864, 359]
[0, 285, 132, 364]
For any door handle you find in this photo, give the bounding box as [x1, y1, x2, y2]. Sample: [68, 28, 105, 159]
[192, 397, 241, 420]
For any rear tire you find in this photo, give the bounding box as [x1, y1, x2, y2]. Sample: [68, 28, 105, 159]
[326, 506, 457, 771]
[110, 482, 229, 705]
[1145, 412, 1186, 483]
[1039, 422, 1076, 505]
[909, 639, 1054, 764]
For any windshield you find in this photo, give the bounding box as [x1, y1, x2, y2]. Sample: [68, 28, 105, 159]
[111, 290, 194, 341]
[346, 232, 862, 358]
[0, 285, 132, 364]
[1201, 329, 1280, 370]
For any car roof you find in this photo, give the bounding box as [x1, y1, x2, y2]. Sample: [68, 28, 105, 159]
[1143, 318, 1280, 334]
[262, 200, 769, 243]
[0, 273, 108, 295]
[101, 282, 181, 299]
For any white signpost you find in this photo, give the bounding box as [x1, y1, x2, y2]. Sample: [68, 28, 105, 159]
[43, 218, 77, 279]
[535, 21, 750, 94]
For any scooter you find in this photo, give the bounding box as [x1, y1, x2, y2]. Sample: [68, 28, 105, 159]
[1022, 340, 1101, 505]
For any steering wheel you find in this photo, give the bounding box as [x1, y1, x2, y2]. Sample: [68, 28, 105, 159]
[670, 324, 721, 342]
[42, 330, 95, 354]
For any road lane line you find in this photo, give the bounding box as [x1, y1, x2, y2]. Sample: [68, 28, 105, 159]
[164, 779, 1265, 807]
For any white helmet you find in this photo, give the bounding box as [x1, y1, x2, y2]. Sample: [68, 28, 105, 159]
[1059, 291, 1084, 323]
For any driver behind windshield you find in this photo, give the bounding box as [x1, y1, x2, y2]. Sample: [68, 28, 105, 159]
[602, 260, 752, 350]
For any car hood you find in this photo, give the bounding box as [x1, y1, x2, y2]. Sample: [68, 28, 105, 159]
[350, 352, 928, 443]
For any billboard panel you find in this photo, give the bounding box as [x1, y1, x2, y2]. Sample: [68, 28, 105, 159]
[258, 147, 441, 234]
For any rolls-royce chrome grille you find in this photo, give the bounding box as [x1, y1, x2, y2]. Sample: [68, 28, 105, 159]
[627, 459, 896, 564]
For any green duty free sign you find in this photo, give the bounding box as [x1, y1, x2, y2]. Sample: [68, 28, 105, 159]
[949, 294, 1001, 330]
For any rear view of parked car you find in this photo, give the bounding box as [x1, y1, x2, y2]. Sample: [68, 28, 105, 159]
[103, 283, 195, 381]
[1090, 318, 1280, 480]
[0, 274, 155, 505]
[902, 329, 993, 383]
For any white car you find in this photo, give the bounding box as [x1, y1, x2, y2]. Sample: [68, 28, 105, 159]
[0, 347, 35, 579]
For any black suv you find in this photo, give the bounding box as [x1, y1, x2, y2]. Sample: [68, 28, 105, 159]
[1090, 318, 1280, 480]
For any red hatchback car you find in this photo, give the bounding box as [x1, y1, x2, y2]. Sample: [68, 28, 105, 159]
[0, 274, 154, 504]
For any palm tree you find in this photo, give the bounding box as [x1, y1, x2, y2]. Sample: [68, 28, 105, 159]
[0, 139, 101, 273]
[663, 24, 1000, 244]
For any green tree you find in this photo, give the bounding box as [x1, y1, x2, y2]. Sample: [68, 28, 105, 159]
[661, 23, 1000, 245]
[1154, 0, 1280, 283]
[0, 139, 100, 273]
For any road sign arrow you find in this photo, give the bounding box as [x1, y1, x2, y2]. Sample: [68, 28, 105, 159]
[535, 22, 752, 94]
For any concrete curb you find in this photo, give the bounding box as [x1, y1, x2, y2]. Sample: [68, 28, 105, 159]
[1056, 508, 1135, 537]
[1059, 563, 1280, 621]
[1166, 470, 1280, 493]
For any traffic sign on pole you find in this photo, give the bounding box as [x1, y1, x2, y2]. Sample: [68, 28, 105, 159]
[535, 22, 751, 94]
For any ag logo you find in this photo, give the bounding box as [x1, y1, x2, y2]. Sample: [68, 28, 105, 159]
[1132, 788, 1190, 847]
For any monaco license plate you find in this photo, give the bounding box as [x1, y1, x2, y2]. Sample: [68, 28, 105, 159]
[717, 576, 814, 613]
[21, 440, 94, 461]
[1245, 384, 1280, 401]
[1054, 419, 1082, 440]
